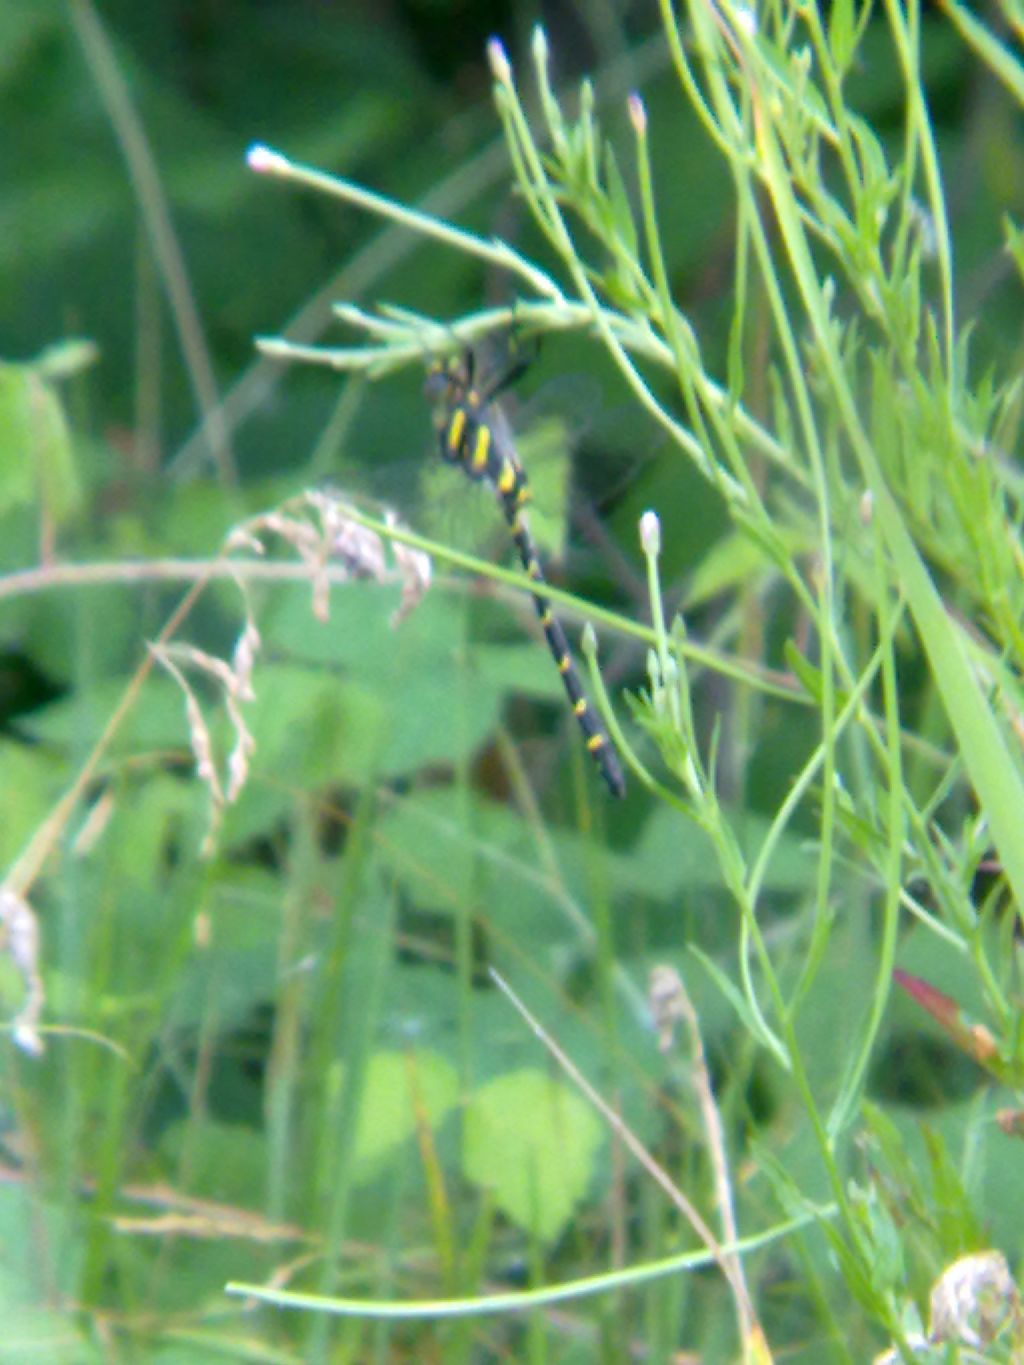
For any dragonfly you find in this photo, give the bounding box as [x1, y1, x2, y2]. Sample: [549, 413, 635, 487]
[423, 345, 627, 798]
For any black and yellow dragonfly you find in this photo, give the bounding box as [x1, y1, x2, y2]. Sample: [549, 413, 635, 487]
[424, 348, 626, 798]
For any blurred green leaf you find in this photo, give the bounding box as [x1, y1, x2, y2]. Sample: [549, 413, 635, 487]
[350, 1049, 458, 1181]
[33, 337, 100, 382]
[0, 363, 80, 524]
[463, 1068, 603, 1242]
[0, 740, 63, 867]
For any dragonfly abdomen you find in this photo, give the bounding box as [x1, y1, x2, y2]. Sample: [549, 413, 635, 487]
[426, 352, 626, 799]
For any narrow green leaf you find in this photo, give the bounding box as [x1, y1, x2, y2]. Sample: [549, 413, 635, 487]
[603, 142, 638, 257]
[828, 0, 856, 73]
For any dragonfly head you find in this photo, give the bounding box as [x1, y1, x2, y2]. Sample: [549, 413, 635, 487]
[424, 350, 474, 402]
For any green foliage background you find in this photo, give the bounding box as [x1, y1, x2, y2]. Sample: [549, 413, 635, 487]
[2, 1, 1024, 1361]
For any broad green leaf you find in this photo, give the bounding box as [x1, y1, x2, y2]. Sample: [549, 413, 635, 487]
[0, 362, 80, 524]
[350, 1049, 458, 1181]
[463, 1068, 603, 1242]
[685, 530, 775, 606]
[0, 740, 63, 867]
[0, 366, 43, 513]
[0, 1185, 90, 1330]
[0, 2, 60, 85]
[22, 675, 191, 753]
[158, 1121, 267, 1207]
[626, 802, 811, 899]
